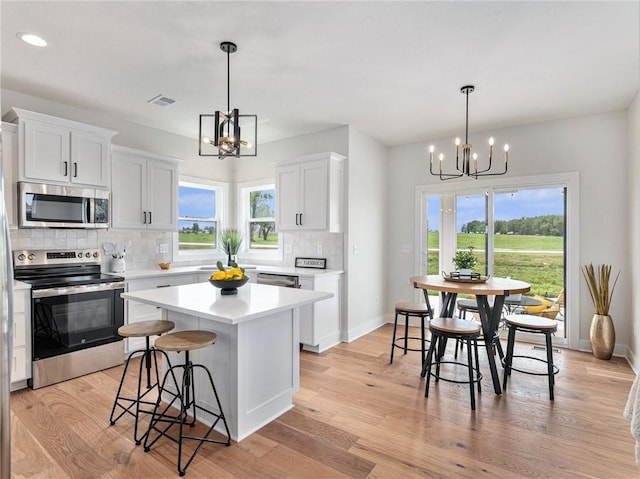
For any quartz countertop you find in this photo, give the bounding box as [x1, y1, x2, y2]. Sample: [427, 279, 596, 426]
[122, 282, 332, 325]
[117, 264, 343, 281]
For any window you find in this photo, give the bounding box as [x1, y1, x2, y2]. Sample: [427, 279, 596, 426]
[239, 182, 281, 259]
[176, 178, 224, 257]
[418, 172, 579, 348]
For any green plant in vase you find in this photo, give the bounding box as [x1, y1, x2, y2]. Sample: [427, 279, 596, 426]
[221, 228, 243, 265]
[452, 246, 478, 277]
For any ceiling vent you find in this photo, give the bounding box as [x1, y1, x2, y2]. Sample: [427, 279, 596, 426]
[147, 94, 176, 107]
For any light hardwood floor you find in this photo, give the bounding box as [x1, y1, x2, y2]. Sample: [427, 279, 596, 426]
[10, 324, 639, 478]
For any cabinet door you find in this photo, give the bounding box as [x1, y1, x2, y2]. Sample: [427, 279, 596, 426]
[147, 160, 177, 230]
[70, 130, 110, 187]
[299, 160, 328, 230]
[23, 119, 70, 183]
[112, 154, 147, 228]
[276, 164, 301, 231]
[2, 124, 18, 227]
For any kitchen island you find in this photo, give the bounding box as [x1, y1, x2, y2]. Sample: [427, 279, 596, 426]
[122, 282, 332, 442]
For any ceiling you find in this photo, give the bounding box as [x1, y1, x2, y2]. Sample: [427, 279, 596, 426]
[2, 1, 639, 148]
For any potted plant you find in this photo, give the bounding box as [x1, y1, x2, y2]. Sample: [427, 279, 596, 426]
[582, 263, 619, 360]
[221, 228, 243, 265]
[452, 246, 478, 277]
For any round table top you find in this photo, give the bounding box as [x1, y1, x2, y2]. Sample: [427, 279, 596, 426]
[411, 275, 531, 296]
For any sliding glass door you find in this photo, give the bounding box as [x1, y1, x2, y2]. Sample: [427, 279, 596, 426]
[422, 181, 569, 344]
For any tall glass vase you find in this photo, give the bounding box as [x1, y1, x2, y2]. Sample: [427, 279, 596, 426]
[589, 314, 615, 360]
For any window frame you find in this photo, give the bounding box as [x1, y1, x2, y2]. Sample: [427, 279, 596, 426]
[416, 171, 580, 350]
[173, 175, 228, 262]
[237, 180, 282, 261]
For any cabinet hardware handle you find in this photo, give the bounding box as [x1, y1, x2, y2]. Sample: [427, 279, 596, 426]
[149, 211, 152, 224]
[299, 213, 303, 225]
[295, 213, 299, 225]
[157, 285, 171, 288]
[143, 211, 147, 224]
[63, 161, 68, 177]
[73, 162, 78, 178]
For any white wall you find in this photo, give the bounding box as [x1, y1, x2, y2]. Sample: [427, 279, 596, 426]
[345, 128, 389, 340]
[387, 111, 630, 353]
[628, 91, 640, 371]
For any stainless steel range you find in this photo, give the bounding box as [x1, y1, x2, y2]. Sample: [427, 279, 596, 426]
[13, 249, 125, 389]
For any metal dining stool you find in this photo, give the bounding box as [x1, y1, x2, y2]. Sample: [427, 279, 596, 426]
[144, 330, 231, 476]
[390, 301, 433, 365]
[454, 298, 505, 361]
[421, 317, 483, 410]
[109, 319, 176, 444]
[502, 314, 559, 400]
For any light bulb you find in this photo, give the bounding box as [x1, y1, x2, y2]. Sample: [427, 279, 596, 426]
[455, 138, 461, 146]
[472, 153, 478, 160]
[504, 144, 509, 152]
[429, 145, 435, 153]
[489, 137, 495, 146]
[202, 136, 212, 145]
[439, 153, 444, 161]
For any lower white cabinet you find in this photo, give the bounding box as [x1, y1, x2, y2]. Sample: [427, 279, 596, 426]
[299, 274, 341, 353]
[12, 284, 31, 389]
[125, 274, 198, 352]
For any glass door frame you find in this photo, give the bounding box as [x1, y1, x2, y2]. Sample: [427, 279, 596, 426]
[415, 172, 580, 349]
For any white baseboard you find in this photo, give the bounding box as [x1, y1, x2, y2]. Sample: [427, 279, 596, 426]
[345, 315, 386, 343]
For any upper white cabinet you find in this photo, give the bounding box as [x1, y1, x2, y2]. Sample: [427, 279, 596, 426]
[7, 108, 116, 188]
[275, 151, 345, 232]
[2, 122, 18, 227]
[111, 145, 180, 230]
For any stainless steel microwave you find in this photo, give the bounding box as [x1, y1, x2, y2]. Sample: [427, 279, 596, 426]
[18, 182, 110, 229]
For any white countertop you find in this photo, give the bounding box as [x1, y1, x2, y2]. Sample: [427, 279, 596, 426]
[122, 282, 332, 325]
[118, 264, 343, 280]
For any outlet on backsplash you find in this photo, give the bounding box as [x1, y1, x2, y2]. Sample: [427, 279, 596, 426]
[159, 243, 170, 254]
[316, 244, 323, 255]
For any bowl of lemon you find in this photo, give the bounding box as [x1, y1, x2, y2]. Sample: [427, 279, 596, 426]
[209, 261, 249, 295]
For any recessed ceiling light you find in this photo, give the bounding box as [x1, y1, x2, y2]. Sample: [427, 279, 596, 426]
[16, 32, 47, 47]
[147, 94, 176, 107]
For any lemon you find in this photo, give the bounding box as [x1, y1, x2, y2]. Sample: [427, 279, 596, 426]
[211, 271, 226, 280]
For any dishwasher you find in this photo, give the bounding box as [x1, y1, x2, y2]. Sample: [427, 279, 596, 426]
[256, 272, 300, 288]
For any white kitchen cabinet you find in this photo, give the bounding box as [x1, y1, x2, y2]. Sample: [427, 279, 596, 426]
[111, 145, 180, 230]
[8, 108, 116, 188]
[12, 284, 31, 390]
[2, 122, 18, 227]
[125, 274, 198, 352]
[275, 152, 345, 232]
[298, 273, 341, 353]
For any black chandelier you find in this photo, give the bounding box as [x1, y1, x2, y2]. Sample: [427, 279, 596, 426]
[429, 85, 509, 180]
[199, 41, 257, 159]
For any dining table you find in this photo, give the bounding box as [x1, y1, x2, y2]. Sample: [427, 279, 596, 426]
[411, 275, 531, 395]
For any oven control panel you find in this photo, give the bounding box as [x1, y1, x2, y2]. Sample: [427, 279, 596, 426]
[13, 249, 102, 267]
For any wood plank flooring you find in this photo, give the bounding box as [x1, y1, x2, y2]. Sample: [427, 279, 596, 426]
[10, 324, 639, 478]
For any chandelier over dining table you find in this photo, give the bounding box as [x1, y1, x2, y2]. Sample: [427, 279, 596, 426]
[429, 85, 509, 180]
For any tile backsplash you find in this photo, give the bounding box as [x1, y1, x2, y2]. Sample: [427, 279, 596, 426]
[10, 228, 344, 272]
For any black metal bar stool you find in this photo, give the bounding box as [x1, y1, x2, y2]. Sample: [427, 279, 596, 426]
[454, 298, 505, 361]
[421, 317, 483, 410]
[390, 301, 432, 365]
[503, 314, 559, 400]
[109, 319, 176, 444]
[144, 330, 231, 476]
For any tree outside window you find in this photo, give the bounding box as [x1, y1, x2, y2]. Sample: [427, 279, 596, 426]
[248, 187, 277, 250]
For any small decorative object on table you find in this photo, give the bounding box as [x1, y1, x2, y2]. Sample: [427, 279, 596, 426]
[209, 260, 249, 295]
[442, 271, 489, 283]
[158, 262, 171, 270]
[451, 246, 478, 278]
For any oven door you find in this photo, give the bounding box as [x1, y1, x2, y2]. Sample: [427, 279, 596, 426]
[31, 283, 124, 361]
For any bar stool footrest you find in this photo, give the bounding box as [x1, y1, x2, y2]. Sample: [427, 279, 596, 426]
[393, 336, 430, 353]
[505, 355, 559, 376]
[426, 360, 483, 385]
